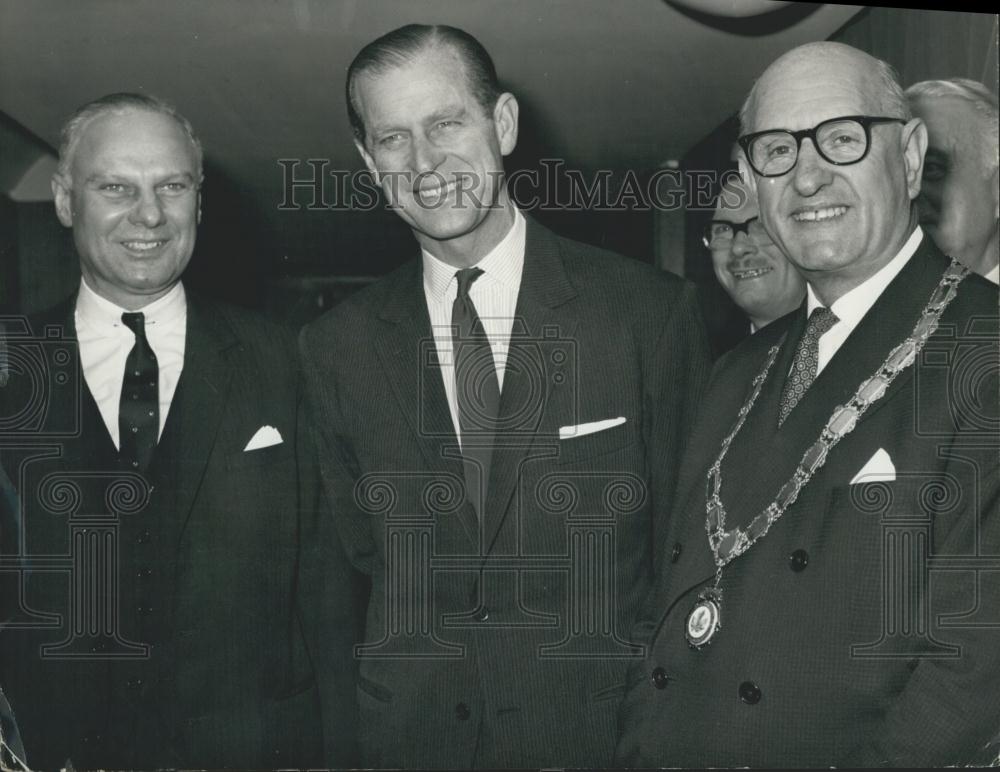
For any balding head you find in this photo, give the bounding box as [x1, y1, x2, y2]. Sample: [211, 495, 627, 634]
[56, 92, 203, 187]
[740, 42, 909, 135]
[735, 41, 925, 305]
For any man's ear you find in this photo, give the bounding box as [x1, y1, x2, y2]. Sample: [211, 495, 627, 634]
[991, 165, 999, 221]
[52, 174, 73, 227]
[196, 182, 203, 225]
[900, 117, 928, 200]
[493, 92, 519, 157]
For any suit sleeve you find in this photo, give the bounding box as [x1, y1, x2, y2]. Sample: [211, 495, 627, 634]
[293, 350, 364, 767]
[642, 281, 712, 579]
[298, 325, 378, 577]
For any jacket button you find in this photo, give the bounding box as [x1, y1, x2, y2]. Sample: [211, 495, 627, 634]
[455, 702, 470, 721]
[650, 667, 670, 690]
[788, 549, 809, 572]
[670, 542, 683, 563]
[476, 607, 490, 622]
[739, 680, 762, 705]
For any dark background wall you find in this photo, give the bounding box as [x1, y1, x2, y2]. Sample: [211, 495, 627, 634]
[0, 5, 996, 337]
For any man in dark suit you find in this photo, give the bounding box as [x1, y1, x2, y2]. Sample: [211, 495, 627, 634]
[299, 23, 711, 768]
[616, 42, 1000, 767]
[0, 93, 356, 769]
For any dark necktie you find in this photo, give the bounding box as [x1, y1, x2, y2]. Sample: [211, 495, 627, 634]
[778, 306, 838, 426]
[452, 268, 500, 517]
[119, 312, 159, 471]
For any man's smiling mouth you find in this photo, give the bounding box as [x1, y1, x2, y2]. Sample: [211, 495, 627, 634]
[121, 239, 167, 252]
[792, 205, 848, 223]
[730, 266, 773, 280]
[416, 180, 457, 202]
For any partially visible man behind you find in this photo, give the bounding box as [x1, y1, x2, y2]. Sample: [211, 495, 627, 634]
[300, 23, 710, 768]
[616, 42, 999, 767]
[705, 174, 805, 342]
[0, 93, 356, 769]
[906, 78, 999, 283]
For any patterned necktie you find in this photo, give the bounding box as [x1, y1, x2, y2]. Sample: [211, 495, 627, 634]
[452, 268, 500, 517]
[119, 312, 159, 471]
[778, 306, 838, 426]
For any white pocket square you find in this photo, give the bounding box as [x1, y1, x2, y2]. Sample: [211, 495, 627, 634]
[850, 447, 895, 484]
[559, 416, 626, 440]
[244, 425, 283, 451]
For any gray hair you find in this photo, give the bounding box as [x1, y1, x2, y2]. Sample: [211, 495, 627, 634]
[905, 78, 999, 171]
[56, 92, 203, 183]
[739, 42, 910, 134]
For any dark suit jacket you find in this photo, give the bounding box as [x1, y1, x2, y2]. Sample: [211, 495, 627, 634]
[697, 280, 753, 358]
[0, 292, 357, 769]
[616, 238, 1000, 767]
[299, 218, 712, 768]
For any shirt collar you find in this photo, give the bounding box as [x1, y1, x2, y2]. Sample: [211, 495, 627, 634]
[76, 277, 187, 329]
[422, 208, 526, 301]
[807, 227, 924, 324]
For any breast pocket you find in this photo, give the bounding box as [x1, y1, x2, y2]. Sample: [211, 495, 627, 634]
[226, 442, 293, 470]
[821, 476, 955, 648]
[554, 419, 637, 466]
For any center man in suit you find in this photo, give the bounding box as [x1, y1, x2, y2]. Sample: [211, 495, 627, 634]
[0, 93, 356, 769]
[616, 42, 999, 767]
[300, 23, 711, 768]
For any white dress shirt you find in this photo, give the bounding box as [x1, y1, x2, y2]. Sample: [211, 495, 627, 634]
[75, 279, 187, 448]
[806, 227, 923, 376]
[422, 208, 526, 442]
[984, 263, 999, 285]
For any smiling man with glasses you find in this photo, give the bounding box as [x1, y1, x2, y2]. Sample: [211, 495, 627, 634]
[739, 115, 907, 178]
[616, 42, 999, 768]
[705, 175, 805, 338]
[737, 49, 925, 306]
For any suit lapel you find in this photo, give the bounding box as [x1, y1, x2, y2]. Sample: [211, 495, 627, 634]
[374, 261, 479, 549]
[481, 219, 579, 553]
[168, 294, 238, 538]
[374, 221, 581, 555]
[718, 306, 803, 525]
[780, 237, 948, 439]
[667, 242, 954, 614]
[721, 237, 949, 530]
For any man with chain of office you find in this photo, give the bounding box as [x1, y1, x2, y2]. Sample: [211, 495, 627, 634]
[615, 41, 999, 767]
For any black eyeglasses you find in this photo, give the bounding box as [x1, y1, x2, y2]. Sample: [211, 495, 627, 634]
[738, 115, 907, 177]
[702, 217, 772, 249]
